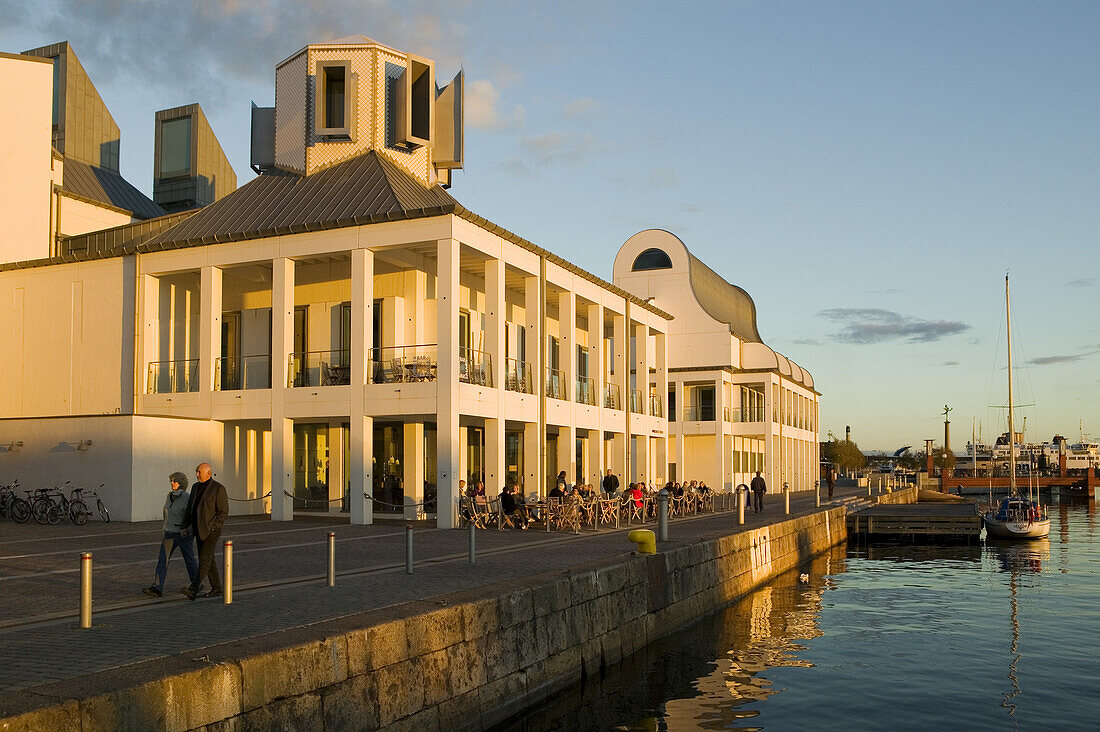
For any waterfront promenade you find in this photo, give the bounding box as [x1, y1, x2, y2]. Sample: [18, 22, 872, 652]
[0, 487, 867, 711]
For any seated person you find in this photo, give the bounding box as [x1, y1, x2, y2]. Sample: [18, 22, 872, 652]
[500, 484, 530, 528]
[549, 482, 567, 501]
[473, 481, 487, 498]
[628, 482, 644, 509]
[672, 482, 685, 498]
[698, 481, 710, 494]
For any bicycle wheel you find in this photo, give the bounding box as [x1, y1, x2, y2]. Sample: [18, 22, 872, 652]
[10, 498, 30, 523]
[97, 500, 110, 523]
[31, 499, 51, 524]
[70, 500, 90, 526]
[46, 504, 63, 525]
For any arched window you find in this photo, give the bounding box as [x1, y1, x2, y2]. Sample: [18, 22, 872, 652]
[631, 248, 672, 271]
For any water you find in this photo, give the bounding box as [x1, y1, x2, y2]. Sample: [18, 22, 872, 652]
[494, 498, 1100, 731]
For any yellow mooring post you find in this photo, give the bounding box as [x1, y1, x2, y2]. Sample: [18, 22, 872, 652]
[223, 540, 233, 605]
[80, 552, 92, 629]
[628, 529, 656, 555]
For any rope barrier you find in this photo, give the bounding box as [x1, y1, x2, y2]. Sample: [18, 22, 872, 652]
[227, 492, 272, 502]
[282, 491, 345, 505]
[362, 493, 437, 509]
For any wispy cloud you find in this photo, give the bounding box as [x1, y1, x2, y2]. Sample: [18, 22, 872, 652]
[865, 288, 902, 295]
[562, 97, 600, 120]
[466, 79, 524, 131]
[1066, 278, 1095, 287]
[818, 308, 969, 344]
[792, 338, 821, 346]
[1030, 350, 1098, 366]
[942, 361, 960, 366]
[497, 157, 531, 177]
[521, 132, 602, 165]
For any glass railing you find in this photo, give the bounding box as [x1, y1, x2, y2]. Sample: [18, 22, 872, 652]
[546, 368, 566, 400]
[576, 377, 596, 405]
[215, 355, 271, 390]
[649, 393, 663, 417]
[289, 350, 351, 387]
[682, 405, 717, 421]
[147, 359, 199, 394]
[369, 345, 437, 384]
[505, 358, 533, 393]
[736, 406, 765, 422]
[460, 348, 493, 387]
[604, 383, 622, 410]
[629, 389, 643, 413]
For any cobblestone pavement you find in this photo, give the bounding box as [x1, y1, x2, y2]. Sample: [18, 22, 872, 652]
[0, 487, 870, 694]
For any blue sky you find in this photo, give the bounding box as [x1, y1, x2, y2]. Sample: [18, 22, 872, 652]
[2, 1, 1097, 451]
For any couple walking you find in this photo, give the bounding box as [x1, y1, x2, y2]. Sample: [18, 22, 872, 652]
[142, 463, 229, 600]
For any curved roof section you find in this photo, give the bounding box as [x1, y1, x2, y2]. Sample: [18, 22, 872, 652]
[686, 252, 761, 343]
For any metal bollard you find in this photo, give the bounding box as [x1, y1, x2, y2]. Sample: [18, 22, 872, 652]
[405, 525, 413, 574]
[468, 522, 476, 565]
[80, 552, 92, 629]
[815, 480, 820, 508]
[327, 532, 336, 587]
[224, 540, 233, 605]
[738, 488, 745, 525]
[868, 480, 872, 497]
[657, 490, 669, 543]
[784, 483, 790, 515]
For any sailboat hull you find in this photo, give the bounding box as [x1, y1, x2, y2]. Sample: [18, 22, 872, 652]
[983, 516, 1050, 539]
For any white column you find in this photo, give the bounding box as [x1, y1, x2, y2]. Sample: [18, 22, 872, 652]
[586, 301, 604, 408]
[560, 290, 576, 404]
[405, 269, 427, 346]
[634, 322, 649, 411]
[140, 274, 159, 395]
[404, 422, 425, 520]
[271, 258, 295, 521]
[350, 249, 373, 524]
[674, 380, 685, 481]
[485, 258, 506, 495]
[436, 239, 461, 528]
[199, 266, 222, 405]
[655, 332, 668, 420]
[715, 375, 728, 492]
[524, 273, 543, 498]
[524, 422, 541, 500]
[612, 311, 626, 409]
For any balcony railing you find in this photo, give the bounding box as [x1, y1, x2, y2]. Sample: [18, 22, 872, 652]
[649, 393, 663, 417]
[289, 350, 351, 387]
[215, 355, 271, 391]
[736, 406, 765, 422]
[370, 345, 437, 384]
[546, 368, 566, 400]
[629, 389, 643, 414]
[504, 358, 533, 393]
[460, 348, 493, 387]
[682, 405, 717, 421]
[576, 377, 596, 406]
[604, 383, 622, 410]
[147, 359, 199, 394]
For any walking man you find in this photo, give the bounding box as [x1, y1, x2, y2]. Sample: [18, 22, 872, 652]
[825, 465, 835, 501]
[142, 471, 198, 597]
[601, 468, 619, 496]
[182, 463, 229, 599]
[750, 470, 767, 513]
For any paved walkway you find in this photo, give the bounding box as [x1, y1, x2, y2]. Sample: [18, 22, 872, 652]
[0, 487, 869, 695]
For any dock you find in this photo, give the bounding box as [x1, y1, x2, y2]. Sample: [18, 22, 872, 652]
[848, 502, 981, 541]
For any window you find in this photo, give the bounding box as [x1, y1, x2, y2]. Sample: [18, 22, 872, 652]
[159, 116, 191, 178]
[315, 61, 354, 138]
[396, 55, 433, 148]
[51, 56, 60, 127]
[631, 248, 673, 271]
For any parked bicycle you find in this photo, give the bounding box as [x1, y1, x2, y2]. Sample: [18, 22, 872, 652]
[30, 483, 91, 526]
[0, 480, 31, 523]
[73, 484, 109, 523]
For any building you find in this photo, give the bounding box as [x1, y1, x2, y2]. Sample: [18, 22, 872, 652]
[614, 230, 819, 494]
[0, 36, 674, 526]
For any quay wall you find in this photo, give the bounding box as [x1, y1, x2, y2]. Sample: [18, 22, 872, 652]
[1, 508, 848, 732]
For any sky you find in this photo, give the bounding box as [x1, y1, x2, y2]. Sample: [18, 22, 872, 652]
[2, 1, 1098, 452]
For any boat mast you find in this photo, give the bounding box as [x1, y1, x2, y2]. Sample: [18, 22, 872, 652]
[1006, 274, 1017, 496]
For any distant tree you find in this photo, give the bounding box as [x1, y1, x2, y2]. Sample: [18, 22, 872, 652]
[822, 431, 866, 473]
[932, 446, 956, 471]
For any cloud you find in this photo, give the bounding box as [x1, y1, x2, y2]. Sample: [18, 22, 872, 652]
[942, 361, 960, 366]
[497, 157, 531, 177]
[465, 78, 524, 131]
[1066, 278, 1095, 287]
[792, 338, 821, 346]
[643, 168, 679, 187]
[521, 132, 601, 165]
[817, 308, 969, 344]
[865, 288, 902, 295]
[1030, 350, 1098, 366]
[562, 97, 600, 120]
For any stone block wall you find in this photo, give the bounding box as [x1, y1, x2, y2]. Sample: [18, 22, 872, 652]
[1, 508, 847, 731]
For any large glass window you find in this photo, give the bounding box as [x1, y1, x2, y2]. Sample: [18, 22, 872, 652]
[506, 431, 524, 491]
[631, 248, 673, 271]
[373, 423, 403, 514]
[324, 66, 345, 129]
[293, 423, 329, 511]
[159, 116, 191, 178]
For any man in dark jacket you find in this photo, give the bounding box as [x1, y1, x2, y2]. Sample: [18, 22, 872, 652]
[182, 463, 229, 599]
[750, 471, 767, 513]
[601, 469, 619, 496]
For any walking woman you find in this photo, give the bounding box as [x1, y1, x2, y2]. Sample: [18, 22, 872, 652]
[142, 472, 198, 597]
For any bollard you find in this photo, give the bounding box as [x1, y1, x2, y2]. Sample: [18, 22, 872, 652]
[80, 552, 92, 629]
[405, 525, 413, 574]
[468, 522, 476, 565]
[656, 490, 669, 543]
[627, 529, 656, 555]
[878, 476, 882, 494]
[815, 480, 820, 508]
[783, 483, 790, 515]
[327, 532, 336, 587]
[223, 540, 233, 604]
[867, 480, 872, 497]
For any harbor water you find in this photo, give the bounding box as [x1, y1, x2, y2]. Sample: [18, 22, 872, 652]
[493, 498, 1099, 730]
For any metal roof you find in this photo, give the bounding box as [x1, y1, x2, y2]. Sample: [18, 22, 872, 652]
[687, 253, 761, 342]
[61, 157, 165, 220]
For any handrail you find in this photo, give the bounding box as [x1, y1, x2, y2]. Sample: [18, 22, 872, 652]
[215, 355, 271, 391]
[576, 377, 596, 406]
[603, 383, 622, 410]
[629, 389, 643, 414]
[147, 359, 199, 394]
[460, 347, 493, 387]
[505, 358, 533, 394]
[289, 350, 351, 387]
[545, 367, 566, 400]
[649, 393, 663, 417]
[369, 344, 438, 384]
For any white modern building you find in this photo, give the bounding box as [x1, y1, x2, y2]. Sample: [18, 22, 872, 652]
[0, 36, 817, 525]
[614, 230, 819, 494]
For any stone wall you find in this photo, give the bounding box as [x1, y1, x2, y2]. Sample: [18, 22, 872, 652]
[873, 485, 918, 505]
[0, 508, 847, 732]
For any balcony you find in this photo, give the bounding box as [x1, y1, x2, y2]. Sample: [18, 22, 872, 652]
[682, 405, 717, 421]
[649, 393, 663, 418]
[459, 348, 493, 387]
[215, 355, 271, 391]
[289, 350, 351, 387]
[629, 389, 643, 414]
[546, 368, 566, 400]
[576, 377, 596, 406]
[504, 358, 533, 393]
[369, 345, 437, 384]
[147, 359, 198, 394]
[604, 384, 622, 410]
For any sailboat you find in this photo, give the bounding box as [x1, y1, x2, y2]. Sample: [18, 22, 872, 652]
[982, 275, 1050, 540]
